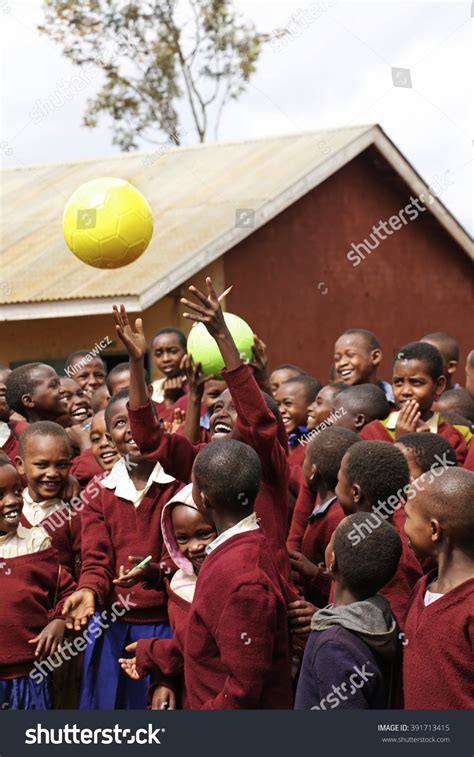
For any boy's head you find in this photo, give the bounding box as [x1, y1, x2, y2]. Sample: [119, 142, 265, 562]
[270, 364, 306, 397]
[16, 421, 71, 501]
[393, 341, 446, 416]
[6, 363, 68, 422]
[303, 426, 359, 493]
[59, 377, 92, 423]
[404, 468, 474, 560]
[170, 504, 217, 574]
[433, 388, 474, 425]
[336, 440, 409, 516]
[465, 350, 474, 401]
[91, 384, 111, 413]
[420, 332, 459, 389]
[65, 352, 106, 397]
[90, 410, 120, 471]
[202, 378, 226, 415]
[395, 433, 457, 481]
[0, 367, 12, 423]
[151, 328, 187, 379]
[209, 389, 281, 442]
[104, 388, 143, 463]
[105, 362, 152, 397]
[192, 439, 261, 522]
[306, 383, 346, 431]
[274, 375, 321, 435]
[326, 514, 402, 600]
[0, 459, 23, 535]
[333, 384, 390, 433]
[334, 329, 382, 386]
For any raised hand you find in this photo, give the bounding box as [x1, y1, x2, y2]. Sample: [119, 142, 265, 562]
[180, 277, 228, 340]
[113, 304, 147, 361]
[180, 353, 212, 401]
[395, 400, 422, 439]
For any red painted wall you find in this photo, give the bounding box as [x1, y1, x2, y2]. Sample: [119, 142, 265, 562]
[223, 147, 473, 387]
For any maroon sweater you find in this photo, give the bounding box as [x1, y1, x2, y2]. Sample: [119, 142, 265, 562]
[128, 363, 291, 578]
[0, 547, 76, 679]
[184, 529, 292, 710]
[403, 574, 474, 710]
[2, 427, 19, 463]
[360, 418, 467, 465]
[70, 448, 103, 487]
[380, 518, 422, 631]
[301, 496, 345, 608]
[287, 484, 317, 551]
[78, 474, 181, 623]
[21, 505, 82, 581]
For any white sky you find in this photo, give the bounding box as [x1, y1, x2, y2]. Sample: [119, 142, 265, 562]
[1, 0, 471, 233]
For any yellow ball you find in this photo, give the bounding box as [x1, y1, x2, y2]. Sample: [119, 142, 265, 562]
[62, 177, 153, 269]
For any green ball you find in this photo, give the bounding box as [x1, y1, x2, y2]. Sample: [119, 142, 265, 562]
[187, 313, 254, 377]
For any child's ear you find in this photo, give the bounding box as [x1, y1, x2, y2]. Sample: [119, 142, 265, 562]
[20, 393, 35, 409]
[309, 463, 318, 484]
[446, 360, 458, 378]
[434, 375, 447, 401]
[15, 456, 25, 475]
[147, 384, 154, 398]
[327, 548, 337, 579]
[430, 518, 443, 543]
[200, 491, 211, 511]
[353, 413, 365, 432]
[370, 349, 382, 367]
[352, 483, 362, 504]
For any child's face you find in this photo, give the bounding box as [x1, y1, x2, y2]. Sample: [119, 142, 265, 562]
[152, 334, 185, 378]
[274, 383, 309, 434]
[0, 464, 23, 534]
[307, 386, 338, 430]
[465, 360, 474, 401]
[203, 379, 226, 415]
[302, 447, 317, 490]
[334, 335, 380, 385]
[270, 368, 300, 397]
[393, 359, 445, 415]
[70, 358, 106, 397]
[28, 365, 68, 418]
[404, 489, 435, 557]
[91, 385, 111, 412]
[209, 390, 243, 442]
[107, 397, 145, 463]
[16, 435, 71, 502]
[171, 504, 217, 573]
[0, 369, 11, 423]
[335, 453, 357, 515]
[60, 378, 92, 423]
[90, 411, 120, 471]
[394, 443, 423, 482]
[108, 370, 130, 396]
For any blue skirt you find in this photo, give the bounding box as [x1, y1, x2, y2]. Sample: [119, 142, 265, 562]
[0, 674, 52, 710]
[80, 614, 172, 710]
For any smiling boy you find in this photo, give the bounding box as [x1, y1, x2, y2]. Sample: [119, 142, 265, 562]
[6, 363, 68, 425]
[333, 329, 393, 403]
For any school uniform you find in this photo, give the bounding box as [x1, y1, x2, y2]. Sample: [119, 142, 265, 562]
[0, 526, 76, 709]
[403, 574, 474, 709]
[70, 448, 103, 487]
[77, 458, 182, 709]
[379, 516, 422, 631]
[288, 442, 305, 500]
[0, 421, 19, 463]
[301, 496, 345, 608]
[128, 363, 291, 579]
[184, 515, 293, 709]
[360, 412, 469, 465]
[151, 378, 188, 424]
[287, 483, 317, 552]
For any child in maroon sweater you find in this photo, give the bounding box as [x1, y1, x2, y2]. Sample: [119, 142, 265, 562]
[186, 439, 292, 709]
[403, 467, 474, 709]
[289, 427, 359, 609]
[63, 389, 182, 710]
[0, 459, 75, 709]
[335, 441, 422, 629]
[70, 410, 119, 486]
[360, 342, 468, 464]
[5, 363, 68, 424]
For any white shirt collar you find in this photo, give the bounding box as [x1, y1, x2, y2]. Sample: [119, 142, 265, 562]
[22, 488, 63, 526]
[101, 456, 175, 507]
[0, 523, 51, 557]
[205, 512, 259, 555]
[0, 421, 10, 447]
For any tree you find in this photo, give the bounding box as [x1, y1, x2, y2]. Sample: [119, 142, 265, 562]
[38, 0, 268, 150]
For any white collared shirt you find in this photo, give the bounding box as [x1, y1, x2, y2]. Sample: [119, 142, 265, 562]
[151, 378, 167, 404]
[0, 421, 10, 448]
[100, 456, 175, 508]
[205, 512, 259, 556]
[0, 523, 51, 558]
[22, 488, 63, 526]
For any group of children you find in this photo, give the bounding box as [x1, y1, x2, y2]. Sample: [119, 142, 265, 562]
[0, 278, 473, 711]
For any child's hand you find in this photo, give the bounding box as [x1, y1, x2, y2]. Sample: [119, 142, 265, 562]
[63, 589, 96, 631]
[287, 599, 318, 635]
[163, 408, 186, 433]
[395, 400, 422, 439]
[181, 277, 228, 340]
[29, 619, 66, 659]
[113, 556, 161, 588]
[118, 642, 142, 680]
[113, 304, 147, 361]
[163, 375, 186, 404]
[288, 549, 320, 580]
[248, 335, 268, 375]
[180, 354, 212, 401]
[151, 685, 177, 710]
[62, 475, 81, 501]
[66, 424, 91, 452]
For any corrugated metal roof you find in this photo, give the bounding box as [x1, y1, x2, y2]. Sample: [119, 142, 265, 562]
[1, 125, 471, 318]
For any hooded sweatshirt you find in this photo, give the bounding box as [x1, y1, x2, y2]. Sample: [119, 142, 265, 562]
[294, 595, 400, 710]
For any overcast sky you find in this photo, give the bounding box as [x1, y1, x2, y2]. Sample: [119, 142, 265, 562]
[1, 0, 470, 232]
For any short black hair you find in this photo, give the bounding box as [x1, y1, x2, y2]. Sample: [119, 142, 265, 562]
[193, 439, 261, 513]
[272, 363, 306, 375]
[65, 350, 106, 370]
[104, 387, 130, 429]
[334, 514, 402, 597]
[90, 384, 110, 413]
[437, 388, 474, 424]
[396, 433, 457, 473]
[307, 427, 359, 490]
[105, 362, 150, 393]
[421, 332, 459, 362]
[345, 441, 410, 508]
[340, 329, 380, 352]
[151, 327, 187, 351]
[416, 468, 474, 554]
[6, 363, 49, 415]
[394, 341, 443, 382]
[337, 384, 389, 422]
[280, 375, 322, 404]
[18, 421, 71, 457]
